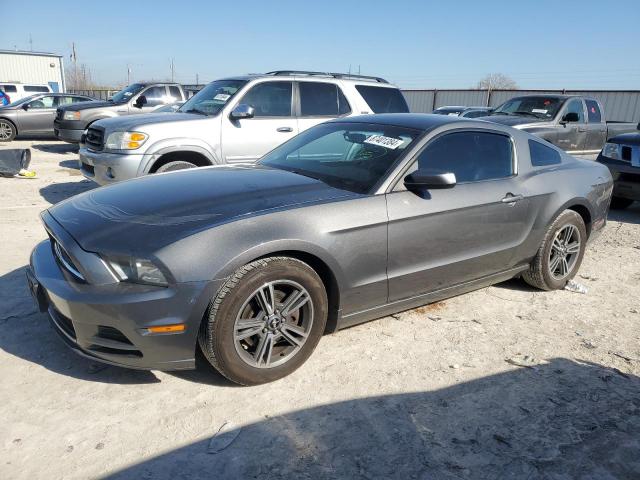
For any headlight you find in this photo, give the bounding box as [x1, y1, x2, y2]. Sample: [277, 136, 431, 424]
[103, 255, 168, 286]
[105, 131, 148, 150]
[602, 142, 622, 160]
[63, 111, 81, 120]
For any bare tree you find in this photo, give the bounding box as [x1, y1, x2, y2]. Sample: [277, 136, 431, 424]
[475, 73, 518, 90]
[65, 62, 95, 90]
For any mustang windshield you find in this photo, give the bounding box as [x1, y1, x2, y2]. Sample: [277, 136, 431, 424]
[260, 122, 421, 194]
[110, 83, 145, 103]
[492, 96, 563, 119]
[179, 79, 247, 116]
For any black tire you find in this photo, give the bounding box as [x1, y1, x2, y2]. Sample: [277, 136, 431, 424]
[198, 257, 328, 385]
[523, 210, 587, 291]
[610, 196, 634, 210]
[0, 119, 17, 142]
[155, 160, 197, 173]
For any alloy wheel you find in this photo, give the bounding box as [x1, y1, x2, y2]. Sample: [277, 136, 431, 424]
[548, 224, 581, 280]
[0, 121, 12, 140]
[233, 280, 314, 368]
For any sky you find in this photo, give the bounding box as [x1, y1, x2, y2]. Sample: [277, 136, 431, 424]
[1, 0, 639, 90]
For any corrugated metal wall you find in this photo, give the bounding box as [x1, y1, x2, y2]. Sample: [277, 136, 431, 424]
[403, 89, 640, 122]
[0, 52, 65, 91]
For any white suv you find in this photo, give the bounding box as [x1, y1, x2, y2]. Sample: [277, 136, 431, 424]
[0, 83, 52, 102]
[78, 71, 410, 185]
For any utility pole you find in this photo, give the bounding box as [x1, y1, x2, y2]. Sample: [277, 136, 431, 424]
[170, 58, 175, 82]
[29, 34, 33, 51]
[196, 73, 199, 85]
[127, 64, 131, 85]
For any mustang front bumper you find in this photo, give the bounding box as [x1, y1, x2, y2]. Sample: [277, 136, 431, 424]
[27, 237, 220, 371]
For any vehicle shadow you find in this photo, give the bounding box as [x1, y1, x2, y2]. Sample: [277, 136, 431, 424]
[0, 266, 159, 384]
[608, 202, 640, 225]
[104, 358, 640, 479]
[39, 179, 95, 204]
[59, 159, 80, 170]
[32, 143, 79, 155]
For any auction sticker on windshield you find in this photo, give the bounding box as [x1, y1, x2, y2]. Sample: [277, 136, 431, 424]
[214, 93, 231, 101]
[532, 109, 548, 114]
[364, 135, 405, 150]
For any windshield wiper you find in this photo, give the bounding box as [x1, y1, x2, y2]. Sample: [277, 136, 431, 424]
[490, 111, 511, 116]
[184, 108, 208, 116]
[514, 111, 542, 118]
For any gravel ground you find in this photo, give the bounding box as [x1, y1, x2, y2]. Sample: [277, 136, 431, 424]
[1, 140, 639, 479]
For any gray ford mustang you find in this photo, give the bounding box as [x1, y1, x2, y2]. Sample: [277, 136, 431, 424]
[27, 114, 613, 385]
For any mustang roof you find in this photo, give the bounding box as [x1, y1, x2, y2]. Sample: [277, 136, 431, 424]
[329, 113, 469, 131]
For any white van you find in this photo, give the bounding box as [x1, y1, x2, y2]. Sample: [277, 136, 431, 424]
[0, 83, 53, 103]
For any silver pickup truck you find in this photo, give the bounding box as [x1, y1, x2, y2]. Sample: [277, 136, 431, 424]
[481, 94, 637, 157]
[54, 82, 186, 143]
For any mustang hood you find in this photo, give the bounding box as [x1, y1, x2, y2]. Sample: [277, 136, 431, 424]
[47, 165, 357, 253]
[478, 115, 547, 128]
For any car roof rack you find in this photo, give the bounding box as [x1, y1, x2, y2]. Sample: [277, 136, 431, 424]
[265, 70, 389, 84]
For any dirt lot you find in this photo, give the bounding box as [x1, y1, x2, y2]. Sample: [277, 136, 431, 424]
[1, 140, 639, 479]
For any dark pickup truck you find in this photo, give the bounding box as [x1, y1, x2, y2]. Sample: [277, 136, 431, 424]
[596, 129, 640, 209]
[481, 95, 637, 156]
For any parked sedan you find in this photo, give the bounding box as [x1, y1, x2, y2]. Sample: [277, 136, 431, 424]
[0, 93, 93, 141]
[27, 114, 612, 385]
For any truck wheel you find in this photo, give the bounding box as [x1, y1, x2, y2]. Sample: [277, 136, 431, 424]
[523, 210, 586, 291]
[198, 257, 328, 386]
[155, 161, 196, 173]
[0, 119, 16, 142]
[610, 196, 634, 210]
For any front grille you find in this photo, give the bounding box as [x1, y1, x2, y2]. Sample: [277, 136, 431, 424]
[621, 146, 632, 162]
[85, 126, 104, 151]
[619, 172, 640, 183]
[51, 238, 85, 281]
[81, 162, 95, 176]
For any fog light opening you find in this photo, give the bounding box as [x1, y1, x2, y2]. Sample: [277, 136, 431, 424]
[106, 167, 115, 179]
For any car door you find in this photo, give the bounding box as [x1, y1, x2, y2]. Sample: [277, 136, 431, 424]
[556, 98, 587, 153]
[295, 81, 352, 133]
[221, 81, 298, 163]
[18, 95, 57, 134]
[386, 129, 532, 301]
[130, 86, 169, 114]
[583, 99, 607, 153]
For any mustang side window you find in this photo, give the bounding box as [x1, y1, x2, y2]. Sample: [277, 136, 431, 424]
[414, 131, 514, 183]
[529, 139, 562, 166]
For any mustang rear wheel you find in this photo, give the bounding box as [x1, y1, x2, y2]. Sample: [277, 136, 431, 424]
[198, 257, 327, 385]
[523, 210, 587, 291]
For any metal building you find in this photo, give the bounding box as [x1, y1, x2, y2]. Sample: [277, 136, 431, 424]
[0, 50, 66, 92]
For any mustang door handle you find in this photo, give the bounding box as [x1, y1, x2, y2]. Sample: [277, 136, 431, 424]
[277, 127, 293, 133]
[501, 193, 524, 203]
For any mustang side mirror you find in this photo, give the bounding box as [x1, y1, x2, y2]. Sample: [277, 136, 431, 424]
[134, 95, 147, 109]
[560, 112, 579, 125]
[404, 169, 456, 192]
[230, 104, 255, 120]
[22, 103, 29, 111]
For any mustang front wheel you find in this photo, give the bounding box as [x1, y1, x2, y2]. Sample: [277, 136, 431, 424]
[523, 210, 587, 291]
[198, 257, 327, 385]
